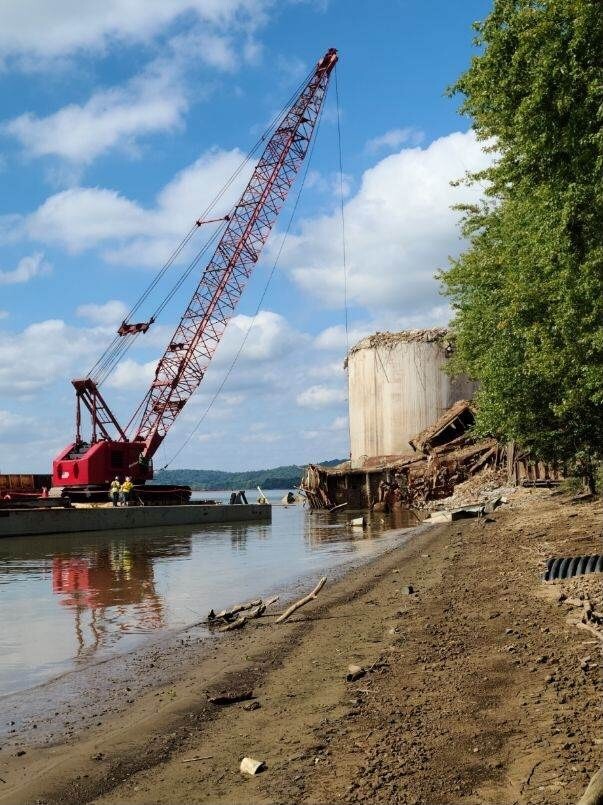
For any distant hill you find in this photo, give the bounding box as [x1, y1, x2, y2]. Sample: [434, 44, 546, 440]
[151, 459, 345, 491]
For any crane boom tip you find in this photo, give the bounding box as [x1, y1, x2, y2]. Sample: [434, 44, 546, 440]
[317, 48, 338, 74]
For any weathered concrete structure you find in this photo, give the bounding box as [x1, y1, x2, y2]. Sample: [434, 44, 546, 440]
[347, 328, 476, 468]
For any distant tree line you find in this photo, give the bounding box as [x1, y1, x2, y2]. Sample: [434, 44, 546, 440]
[441, 0, 602, 488]
[151, 459, 345, 491]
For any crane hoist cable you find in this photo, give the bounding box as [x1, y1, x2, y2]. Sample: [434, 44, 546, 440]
[334, 65, 352, 455]
[334, 65, 349, 357]
[92, 221, 229, 386]
[86, 68, 317, 385]
[159, 94, 326, 468]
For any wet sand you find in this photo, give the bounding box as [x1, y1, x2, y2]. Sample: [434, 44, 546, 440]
[1, 490, 601, 805]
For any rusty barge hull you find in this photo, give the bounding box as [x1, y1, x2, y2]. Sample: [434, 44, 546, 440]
[0, 474, 52, 498]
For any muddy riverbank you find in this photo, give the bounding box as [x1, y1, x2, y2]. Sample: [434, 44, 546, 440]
[1, 489, 601, 805]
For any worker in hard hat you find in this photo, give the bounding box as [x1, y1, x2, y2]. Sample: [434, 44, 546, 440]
[120, 476, 134, 506]
[109, 476, 121, 507]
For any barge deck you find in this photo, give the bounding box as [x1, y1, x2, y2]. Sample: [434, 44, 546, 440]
[0, 503, 271, 538]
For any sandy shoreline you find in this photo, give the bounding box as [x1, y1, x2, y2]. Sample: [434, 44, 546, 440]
[1, 490, 601, 804]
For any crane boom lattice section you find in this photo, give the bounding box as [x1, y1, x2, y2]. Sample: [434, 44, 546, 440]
[134, 50, 336, 458]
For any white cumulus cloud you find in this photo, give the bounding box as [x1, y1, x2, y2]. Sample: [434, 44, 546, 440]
[296, 384, 347, 409]
[214, 310, 304, 364]
[0, 1, 271, 62]
[279, 129, 493, 317]
[26, 187, 147, 250]
[193, 33, 238, 71]
[0, 409, 30, 433]
[0, 252, 50, 285]
[313, 323, 374, 352]
[106, 358, 157, 391]
[365, 127, 424, 154]
[4, 61, 188, 164]
[0, 319, 99, 395]
[23, 148, 250, 261]
[76, 300, 129, 326]
[92, 309, 300, 403]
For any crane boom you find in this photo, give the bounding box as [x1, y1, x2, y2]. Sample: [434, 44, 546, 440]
[52, 48, 337, 494]
[135, 48, 337, 460]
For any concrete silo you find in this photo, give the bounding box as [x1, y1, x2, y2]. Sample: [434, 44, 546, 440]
[346, 328, 476, 468]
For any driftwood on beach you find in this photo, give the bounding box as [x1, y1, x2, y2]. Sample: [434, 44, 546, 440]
[208, 595, 280, 627]
[276, 577, 327, 623]
[213, 599, 262, 620]
[218, 615, 247, 632]
[206, 579, 327, 632]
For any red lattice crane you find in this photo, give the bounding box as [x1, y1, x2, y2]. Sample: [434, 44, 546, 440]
[52, 48, 338, 498]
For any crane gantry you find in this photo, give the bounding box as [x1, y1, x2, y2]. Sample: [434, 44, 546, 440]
[52, 48, 338, 500]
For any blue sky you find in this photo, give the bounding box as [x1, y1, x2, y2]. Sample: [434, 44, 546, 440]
[0, 0, 492, 473]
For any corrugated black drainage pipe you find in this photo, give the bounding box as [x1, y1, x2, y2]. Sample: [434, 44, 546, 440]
[544, 554, 603, 582]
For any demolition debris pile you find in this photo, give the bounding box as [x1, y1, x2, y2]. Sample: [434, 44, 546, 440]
[301, 400, 563, 511]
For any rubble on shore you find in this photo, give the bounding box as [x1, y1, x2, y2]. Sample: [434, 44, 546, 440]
[301, 400, 564, 511]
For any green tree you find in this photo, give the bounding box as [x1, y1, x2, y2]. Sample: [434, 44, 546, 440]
[441, 0, 603, 484]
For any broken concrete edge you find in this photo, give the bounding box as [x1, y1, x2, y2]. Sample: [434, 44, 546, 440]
[428, 505, 485, 522]
[343, 327, 452, 370]
[348, 327, 451, 355]
[346, 665, 366, 682]
[240, 757, 266, 775]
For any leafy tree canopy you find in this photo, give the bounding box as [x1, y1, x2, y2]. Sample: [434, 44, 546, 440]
[441, 0, 603, 474]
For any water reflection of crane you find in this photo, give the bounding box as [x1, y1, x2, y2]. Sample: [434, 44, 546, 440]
[51, 536, 191, 661]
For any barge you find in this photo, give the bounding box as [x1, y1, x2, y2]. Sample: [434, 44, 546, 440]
[0, 503, 271, 538]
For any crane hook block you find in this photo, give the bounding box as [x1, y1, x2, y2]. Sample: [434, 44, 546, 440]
[118, 317, 155, 337]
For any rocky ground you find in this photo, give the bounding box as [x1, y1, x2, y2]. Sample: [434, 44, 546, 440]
[1, 488, 601, 805]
